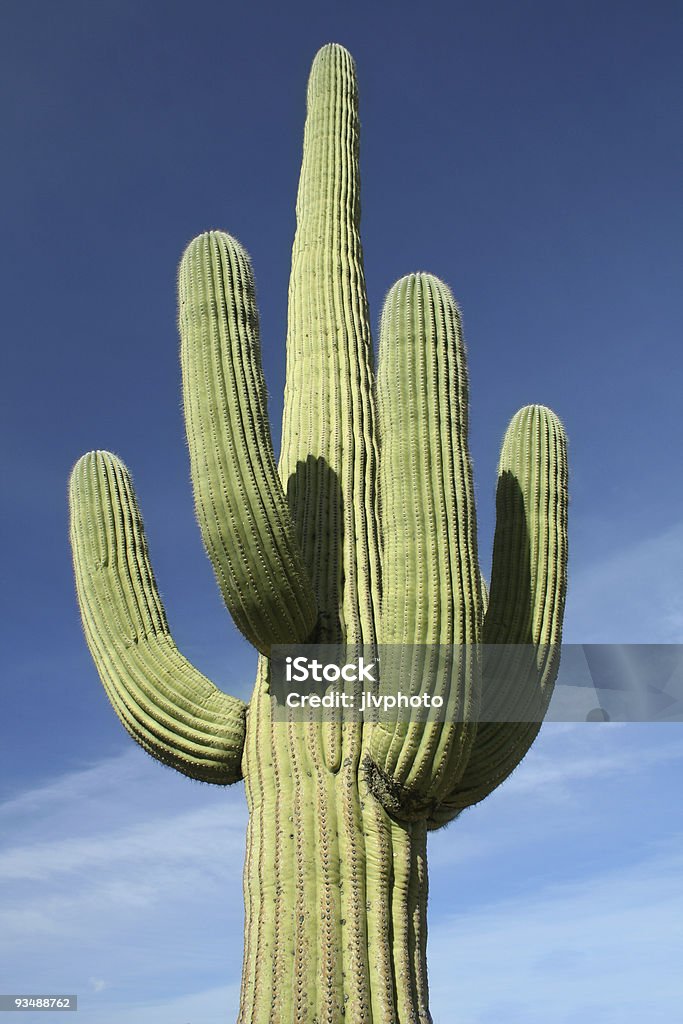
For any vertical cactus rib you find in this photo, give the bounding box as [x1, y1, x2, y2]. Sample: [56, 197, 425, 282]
[239, 662, 275, 1023]
[428, 405, 569, 822]
[362, 800, 401, 1021]
[179, 231, 317, 657]
[69, 451, 247, 784]
[280, 43, 381, 646]
[366, 274, 481, 818]
[337, 769, 372, 1022]
[390, 819, 429, 1023]
[408, 823, 431, 1022]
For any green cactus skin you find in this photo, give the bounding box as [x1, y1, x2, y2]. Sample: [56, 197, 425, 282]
[179, 230, 318, 656]
[69, 43, 568, 1024]
[69, 451, 247, 784]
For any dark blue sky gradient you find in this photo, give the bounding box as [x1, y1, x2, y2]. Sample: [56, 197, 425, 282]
[1, 3, 682, 1019]
[2, 0, 681, 869]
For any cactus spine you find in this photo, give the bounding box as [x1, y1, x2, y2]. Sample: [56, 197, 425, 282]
[69, 43, 568, 1024]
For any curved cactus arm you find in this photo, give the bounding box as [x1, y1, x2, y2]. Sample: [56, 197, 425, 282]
[280, 43, 381, 644]
[69, 451, 247, 784]
[364, 274, 482, 820]
[179, 231, 317, 657]
[427, 405, 569, 827]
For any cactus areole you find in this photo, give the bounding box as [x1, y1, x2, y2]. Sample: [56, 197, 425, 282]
[69, 44, 568, 1024]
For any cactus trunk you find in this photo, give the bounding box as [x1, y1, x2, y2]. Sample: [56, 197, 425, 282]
[69, 41, 569, 1024]
[242, 668, 430, 1023]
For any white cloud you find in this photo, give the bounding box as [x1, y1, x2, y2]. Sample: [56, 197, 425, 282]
[428, 724, 683, 876]
[0, 750, 143, 821]
[0, 801, 245, 882]
[80, 983, 241, 1024]
[0, 750, 246, 1004]
[564, 521, 683, 642]
[426, 726, 683, 1022]
[2, 729, 680, 1022]
[428, 842, 683, 1024]
[500, 724, 683, 796]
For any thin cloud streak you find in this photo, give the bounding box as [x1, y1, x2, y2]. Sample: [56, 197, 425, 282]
[564, 521, 683, 643]
[0, 748, 247, 1002]
[428, 843, 683, 1024]
[428, 724, 683, 881]
[501, 728, 683, 796]
[80, 984, 242, 1024]
[1, 724, 680, 1020]
[0, 802, 246, 881]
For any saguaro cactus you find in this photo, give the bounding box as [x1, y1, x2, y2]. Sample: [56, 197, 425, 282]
[69, 44, 568, 1024]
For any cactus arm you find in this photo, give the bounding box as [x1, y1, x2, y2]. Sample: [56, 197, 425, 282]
[364, 274, 482, 819]
[483, 405, 568, 655]
[179, 231, 317, 657]
[427, 405, 569, 826]
[280, 43, 381, 644]
[69, 451, 246, 784]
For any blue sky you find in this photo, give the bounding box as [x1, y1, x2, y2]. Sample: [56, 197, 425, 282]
[1, 1, 682, 1021]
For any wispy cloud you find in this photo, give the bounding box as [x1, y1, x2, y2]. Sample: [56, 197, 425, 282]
[428, 842, 683, 1024]
[564, 521, 683, 642]
[0, 750, 246, 1012]
[428, 724, 683, 880]
[2, 729, 680, 1022]
[500, 723, 683, 796]
[0, 801, 245, 882]
[82, 983, 242, 1024]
